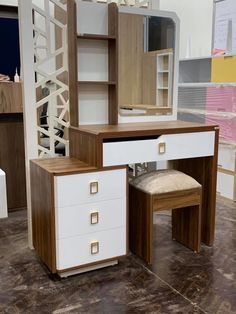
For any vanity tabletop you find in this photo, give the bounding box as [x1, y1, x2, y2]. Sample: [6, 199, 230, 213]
[71, 121, 218, 139]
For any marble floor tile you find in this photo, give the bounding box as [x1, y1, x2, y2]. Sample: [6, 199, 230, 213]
[0, 197, 235, 313]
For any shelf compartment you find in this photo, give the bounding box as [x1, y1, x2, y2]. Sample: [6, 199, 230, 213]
[157, 72, 169, 89]
[157, 55, 169, 71]
[157, 89, 168, 107]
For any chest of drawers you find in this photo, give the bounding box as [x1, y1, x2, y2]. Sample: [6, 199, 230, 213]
[30, 158, 127, 276]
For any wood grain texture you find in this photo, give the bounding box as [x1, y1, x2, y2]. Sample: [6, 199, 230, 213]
[0, 114, 26, 211]
[0, 82, 23, 113]
[171, 127, 219, 246]
[69, 127, 103, 168]
[74, 121, 218, 139]
[31, 157, 97, 175]
[152, 188, 201, 212]
[129, 184, 153, 264]
[172, 204, 201, 254]
[67, 0, 78, 127]
[129, 184, 202, 264]
[30, 161, 56, 273]
[108, 3, 118, 125]
[142, 53, 157, 106]
[118, 13, 144, 106]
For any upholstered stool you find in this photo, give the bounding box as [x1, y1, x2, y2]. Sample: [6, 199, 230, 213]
[129, 169, 202, 264]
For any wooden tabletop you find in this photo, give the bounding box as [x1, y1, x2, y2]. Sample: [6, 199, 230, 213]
[31, 157, 97, 175]
[71, 121, 218, 139]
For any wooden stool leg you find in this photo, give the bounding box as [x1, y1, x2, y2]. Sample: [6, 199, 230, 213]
[172, 204, 201, 253]
[129, 185, 153, 264]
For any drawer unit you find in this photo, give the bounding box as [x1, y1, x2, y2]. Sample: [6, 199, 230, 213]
[55, 168, 126, 208]
[31, 158, 127, 276]
[218, 143, 236, 172]
[217, 171, 236, 201]
[56, 198, 126, 239]
[103, 131, 215, 167]
[56, 227, 126, 270]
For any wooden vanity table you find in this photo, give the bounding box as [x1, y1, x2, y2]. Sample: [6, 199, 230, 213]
[69, 121, 219, 246]
[30, 2, 219, 276]
[31, 120, 218, 276]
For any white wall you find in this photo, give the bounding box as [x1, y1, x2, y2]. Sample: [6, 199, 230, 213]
[159, 0, 213, 58]
[0, 0, 17, 5]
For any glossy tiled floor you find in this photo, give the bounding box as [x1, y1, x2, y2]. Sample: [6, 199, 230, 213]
[0, 197, 235, 314]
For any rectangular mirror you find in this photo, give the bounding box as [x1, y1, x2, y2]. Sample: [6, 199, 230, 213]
[118, 13, 176, 118]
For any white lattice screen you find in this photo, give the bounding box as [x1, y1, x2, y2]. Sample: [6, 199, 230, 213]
[32, 0, 70, 157]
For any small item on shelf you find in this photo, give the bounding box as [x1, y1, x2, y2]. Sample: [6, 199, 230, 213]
[0, 74, 10, 82]
[14, 68, 20, 82]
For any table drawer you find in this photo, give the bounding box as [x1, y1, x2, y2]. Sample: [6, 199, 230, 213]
[218, 143, 236, 172]
[55, 168, 126, 208]
[103, 131, 215, 167]
[56, 198, 126, 239]
[56, 227, 126, 270]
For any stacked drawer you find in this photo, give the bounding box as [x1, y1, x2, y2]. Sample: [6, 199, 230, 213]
[54, 168, 127, 270]
[217, 143, 236, 201]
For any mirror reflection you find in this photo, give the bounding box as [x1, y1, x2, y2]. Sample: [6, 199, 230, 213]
[118, 14, 175, 116]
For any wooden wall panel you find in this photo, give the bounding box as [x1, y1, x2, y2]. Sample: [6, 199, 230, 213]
[0, 82, 23, 113]
[0, 114, 26, 210]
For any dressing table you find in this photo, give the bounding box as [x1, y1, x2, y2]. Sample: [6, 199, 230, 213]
[30, 1, 219, 276]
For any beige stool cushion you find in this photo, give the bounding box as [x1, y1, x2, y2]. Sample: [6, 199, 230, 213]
[129, 169, 201, 195]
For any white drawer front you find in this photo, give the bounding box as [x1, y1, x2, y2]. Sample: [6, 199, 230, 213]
[103, 131, 215, 167]
[217, 171, 236, 201]
[55, 169, 126, 208]
[56, 227, 126, 270]
[218, 144, 236, 172]
[56, 198, 126, 239]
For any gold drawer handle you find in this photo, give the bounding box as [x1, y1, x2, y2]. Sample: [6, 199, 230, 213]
[158, 142, 166, 154]
[90, 212, 99, 225]
[91, 241, 99, 254]
[90, 181, 98, 194]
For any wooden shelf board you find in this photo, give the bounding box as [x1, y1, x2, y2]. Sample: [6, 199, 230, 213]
[78, 81, 116, 85]
[77, 33, 116, 40]
[158, 70, 169, 73]
[119, 104, 172, 114]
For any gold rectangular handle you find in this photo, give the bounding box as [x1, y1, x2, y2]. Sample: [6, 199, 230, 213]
[90, 181, 98, 194]
[158, 142, 166, 154]
[91, 241, 99, 254]
[90, 212, 99, 225]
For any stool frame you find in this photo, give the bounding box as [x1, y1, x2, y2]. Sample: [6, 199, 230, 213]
[129, 184, 202, 264]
